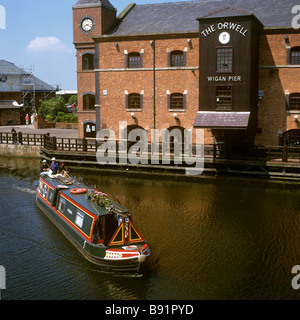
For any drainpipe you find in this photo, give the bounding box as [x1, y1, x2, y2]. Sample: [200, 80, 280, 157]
[151, 40, 156, 131]
[95, 42, 100, 133]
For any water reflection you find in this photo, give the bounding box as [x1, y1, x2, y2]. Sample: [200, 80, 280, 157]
[1, 156, 300, 299]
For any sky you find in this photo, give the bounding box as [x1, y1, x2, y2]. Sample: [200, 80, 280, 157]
[0, 0, 193, 91]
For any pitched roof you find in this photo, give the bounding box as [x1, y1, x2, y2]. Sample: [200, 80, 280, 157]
[73, 0, 116, 10]
[0, 60, 55, 92]
[110, 0, 297, 36]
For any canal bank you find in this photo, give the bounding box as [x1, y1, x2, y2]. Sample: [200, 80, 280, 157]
[1, 126, 300, 182]
[0, 144, 40, 158]
[2, 144, 300, 183]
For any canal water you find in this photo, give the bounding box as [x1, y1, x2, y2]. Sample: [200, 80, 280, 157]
[1, 156, 300, 300]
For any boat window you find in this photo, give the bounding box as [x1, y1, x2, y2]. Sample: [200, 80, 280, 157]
[75, 210, 84, 228]
[58, 197, 66, 213]
[47, 188, 54, 204]
[42, 184, 48, 199]
[38, 180, 43, 194]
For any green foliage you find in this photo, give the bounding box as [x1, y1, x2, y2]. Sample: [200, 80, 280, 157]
[68, 95, 77, 105]
[45, 114, 54, 121]
[38, 97, 68, 119]
[55, 112, 78, 123]
[39, 97, 77, 123]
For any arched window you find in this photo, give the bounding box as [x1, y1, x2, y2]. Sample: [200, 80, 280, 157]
[83, 121, 96, 138]
[291, 47, 300, 65]
[82, 53, 94, 70]
[283, 129, 300, 146]
[83, 93, 95, 110]
[170, 50, 185, 67]
[128, 93, 141, 110]
[128, 52, 141, 68]
[169, 93, 184, 110]
[289, 93, 300, 110]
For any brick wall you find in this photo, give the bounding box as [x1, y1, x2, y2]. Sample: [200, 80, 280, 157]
[74, 5, 300, 147]
[0, 109, 21, 126]
[256, 31, 300, 146]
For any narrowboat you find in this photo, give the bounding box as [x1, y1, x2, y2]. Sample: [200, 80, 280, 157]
[35, 173, 151, 273]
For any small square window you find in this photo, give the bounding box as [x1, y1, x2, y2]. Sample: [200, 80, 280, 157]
[128, 52, 141, 68]
[289, 93, 300, 110]
[291, 47, 300, 65]
[170, 93, 184, 110]
[170, 50, 185, 67]
[128, 93, 141, 110]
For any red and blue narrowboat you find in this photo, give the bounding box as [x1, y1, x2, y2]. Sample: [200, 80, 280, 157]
[35, 173, 151, 273]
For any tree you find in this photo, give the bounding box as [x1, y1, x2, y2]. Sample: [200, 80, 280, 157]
[38, 97, 68, 119]
[68, 95, 77, 106]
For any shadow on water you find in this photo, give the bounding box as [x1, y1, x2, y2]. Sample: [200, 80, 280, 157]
[1, 156, 300, 299]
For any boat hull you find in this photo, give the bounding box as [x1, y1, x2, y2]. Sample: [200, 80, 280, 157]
[36, 195, 145, 273]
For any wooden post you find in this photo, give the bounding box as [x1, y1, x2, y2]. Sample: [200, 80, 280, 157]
[282, 145, 288, 162]
[52, 136, 57, 150]
[83, 138, 87, 152]
[213, 143, 216, 159]
[18, 132, 22, 145]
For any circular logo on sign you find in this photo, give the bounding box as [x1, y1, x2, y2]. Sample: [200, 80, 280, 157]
[219, 32, 230, 44]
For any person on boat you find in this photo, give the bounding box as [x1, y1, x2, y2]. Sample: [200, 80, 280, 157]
[40, 159, 49, 172]
[40, 160, 52, 176]
[50, 157, 59, 174]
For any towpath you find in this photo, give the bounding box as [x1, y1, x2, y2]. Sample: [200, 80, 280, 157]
[0, 125, 78, 138]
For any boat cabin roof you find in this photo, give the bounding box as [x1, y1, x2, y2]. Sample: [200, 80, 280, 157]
[40, 174, 129, 218]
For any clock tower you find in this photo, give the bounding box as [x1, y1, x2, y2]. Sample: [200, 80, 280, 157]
[72, 0, 117, 138]
[73, 0, 117, 43]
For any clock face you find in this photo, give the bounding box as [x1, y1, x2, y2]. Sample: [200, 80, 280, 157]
[81, 18, 93, 32]
[219, 32, 230, 44]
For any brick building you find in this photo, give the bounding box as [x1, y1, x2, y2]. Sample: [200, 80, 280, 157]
[0, 60, 56, 125]
[73, 0, 300, 149]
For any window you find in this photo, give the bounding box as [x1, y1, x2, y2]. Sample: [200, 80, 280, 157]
[170, 93, 184, 110]
[75, 210, 84, 228]
[291, 47, 300, 65]
[42, 184, 48, 199]
[289, 93, 300, 110]
[167, 92, 187, 111]
[128, 52, 141, 68]
[82, 53, 94, 70]
[216, 86, 232, 110]
[47, 188, 54, 204]
[216, 47, 233, 72]
[170, 50, 185, 67]
[128, 93, 141, 110]
[83, 94, 95, 110]
[38, 180, 42, 194]
[84, 122, 96, 138]
[58, 197, 66, 213]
